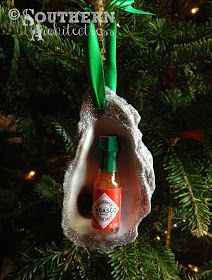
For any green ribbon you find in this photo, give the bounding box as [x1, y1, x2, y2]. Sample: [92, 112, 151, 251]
[84, 1, 154, 110]
[109, 0, 154, 15]
[85, 22, 106, 110]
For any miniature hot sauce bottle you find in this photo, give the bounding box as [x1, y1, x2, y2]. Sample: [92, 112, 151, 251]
[92, 136, 122, 235]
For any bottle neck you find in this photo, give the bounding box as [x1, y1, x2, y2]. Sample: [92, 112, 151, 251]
[99, 151, 117, 173]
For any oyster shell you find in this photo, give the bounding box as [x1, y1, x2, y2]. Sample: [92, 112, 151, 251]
[62, 87, 155, 250]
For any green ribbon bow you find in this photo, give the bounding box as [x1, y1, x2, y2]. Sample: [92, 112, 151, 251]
[84, 1, 154, 110]
[109, 0, 154, 15]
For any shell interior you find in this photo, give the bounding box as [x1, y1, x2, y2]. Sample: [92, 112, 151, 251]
[62, 88, 155, 250]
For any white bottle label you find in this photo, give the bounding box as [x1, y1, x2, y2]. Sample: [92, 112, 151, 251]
[92, 192, 119, 229]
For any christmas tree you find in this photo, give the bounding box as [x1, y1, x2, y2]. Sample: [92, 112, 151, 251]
[0, 0, 211, 279]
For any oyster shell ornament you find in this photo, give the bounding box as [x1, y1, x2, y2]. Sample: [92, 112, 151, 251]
[62, 87, 155, 250]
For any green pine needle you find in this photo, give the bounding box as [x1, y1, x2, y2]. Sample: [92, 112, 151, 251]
[163, 150, 211, 237]
[108, 239, 179, 280]
[51, 118, 76, 152]
[35, 175, 61, 203]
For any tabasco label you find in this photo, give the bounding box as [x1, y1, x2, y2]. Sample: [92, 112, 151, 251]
[92, 188, 122, 230]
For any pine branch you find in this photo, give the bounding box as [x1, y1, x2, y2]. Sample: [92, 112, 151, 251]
[179, 260, 212, 280]
[35, 175, 62, 203]
[160, 88, 189, 111]
[163, 149, 211, 237]
[10, 240, 95, 280]
[108, 243, 140, 280]
[150, 246, 178, 280]
[131, 240, 159, 280]
[140, 118, 170, 157]
[160, 68, 209, 111]
[108, 239, 179, 280]
[138, 240, 179, 280]
[13, 242, 63, 280]
[21, 41, 83, 74]
[17, 115, 39, 152]
[198, 260, 212, 280]
[171, 38, 212, 64]
[175, 20, 212, 43]
[0, 6, 84, 64]
[64, 243, 96, 280]
[51, 118, 77, 152]
[8, 34, 20, 80]
[148, 18, 176, 53]
[117, 17, 212, 71]
[118, 25, 149, 51]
